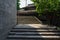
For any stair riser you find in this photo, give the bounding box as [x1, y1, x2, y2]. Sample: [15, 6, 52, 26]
[11, 30, 60, 32]
[10, 31, 60, 32]
[7, 37, 60, 40]
[12, 28, 56, 29]
[8, 34, 60, 36]
[7, 38, 60, 40]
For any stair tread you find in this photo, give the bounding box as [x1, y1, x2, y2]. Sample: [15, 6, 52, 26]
[8, 35, 60, 38]
[9, 32, 60, 34]
[11, 29, 59, 31]
[11, 30, 60, 32]
[14, 27, 56, 29]
[14, 24, 56, 28]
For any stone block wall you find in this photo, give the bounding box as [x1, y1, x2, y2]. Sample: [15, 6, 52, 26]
[0, 0, 17, 40]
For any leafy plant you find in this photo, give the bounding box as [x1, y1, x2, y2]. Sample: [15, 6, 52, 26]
[17, 0, 20, 10]
[31, 0, 60, 16]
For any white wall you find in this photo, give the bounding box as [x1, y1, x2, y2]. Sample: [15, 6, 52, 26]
[20, 0, 33, 8]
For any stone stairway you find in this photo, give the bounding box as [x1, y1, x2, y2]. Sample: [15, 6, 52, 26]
[6, 24, 60, 40]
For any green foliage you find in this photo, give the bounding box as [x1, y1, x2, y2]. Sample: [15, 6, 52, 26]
[31, 0, 60, 16]
[17, 0, 20, 10]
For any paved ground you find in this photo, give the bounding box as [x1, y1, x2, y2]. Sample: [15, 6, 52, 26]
[17, 16, 42, 24]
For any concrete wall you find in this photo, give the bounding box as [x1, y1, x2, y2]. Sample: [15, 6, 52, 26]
[0, 0, 17, 40]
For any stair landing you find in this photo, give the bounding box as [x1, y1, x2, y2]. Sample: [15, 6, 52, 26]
[17, 16, 41, 24]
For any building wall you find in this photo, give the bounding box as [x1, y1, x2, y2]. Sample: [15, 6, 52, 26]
[20, 0, 33, 8]
[0, 0, 17, 40]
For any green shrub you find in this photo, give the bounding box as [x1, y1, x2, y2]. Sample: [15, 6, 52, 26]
[17, 0, 20, 10]
[31, 0, 60, 16]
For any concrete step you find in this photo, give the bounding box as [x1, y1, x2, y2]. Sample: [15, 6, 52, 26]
[9, 32, 60, 35]
[10, 31, 60, 33]
[9, 34, 60, 36]
[13, 27, 57, 30]
[7, 34, 60, 40]
[7, 39, 60, 40]
[9, 33, 60, 36]
[11, 29, 60, 32]
[14, 26, 56, 28]
[14, 24, 56, 28]
[7, 35, 60, 39]
[7, 24, 60, 40]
